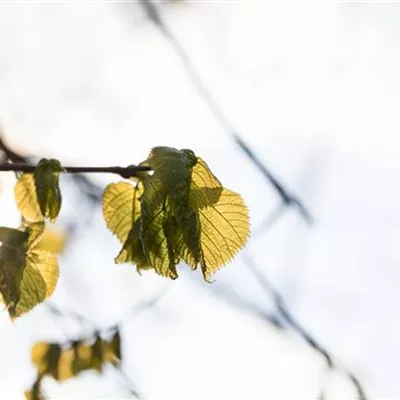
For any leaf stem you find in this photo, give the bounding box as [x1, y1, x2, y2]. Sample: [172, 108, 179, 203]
[0, 163, 151, 178]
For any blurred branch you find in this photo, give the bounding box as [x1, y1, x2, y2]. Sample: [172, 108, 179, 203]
[210, 285, 283, 329]
[242, 251, 367, 400]
[138, 0, 312, 223]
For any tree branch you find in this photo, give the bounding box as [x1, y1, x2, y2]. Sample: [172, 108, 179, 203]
[0, 163, 151, 178]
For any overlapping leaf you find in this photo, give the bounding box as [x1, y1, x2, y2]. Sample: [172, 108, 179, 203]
[0, 223, 59, 318]
[102, 146, 250, 281]
[15, 158, 63, 223]
[102, 181, 149, 271]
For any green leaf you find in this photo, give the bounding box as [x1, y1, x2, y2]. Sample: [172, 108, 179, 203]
[14, 174, 43, 223]
[0, 227, 28, 248]
[103, 146, 250, 282]
[34, 158, 63, 223]
[0, 223, 59, 318]
[140, 147, 197, 278]
[102, 182, 150, 271]
[14, 159, 63, 223]
[191, 188, 250, 282]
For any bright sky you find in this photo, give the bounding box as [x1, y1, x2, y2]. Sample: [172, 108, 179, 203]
[0, 1, 399, 399]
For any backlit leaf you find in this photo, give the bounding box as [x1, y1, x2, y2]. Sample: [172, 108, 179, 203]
[102, 182, 150, 270]
[192, 188, 250, 281]
[34, 158, 63, 223]
[0, 223, 59, 318]
[102, 146, 250, 281]
[14, 159, 63, 223]
[14, 174, 43, 223]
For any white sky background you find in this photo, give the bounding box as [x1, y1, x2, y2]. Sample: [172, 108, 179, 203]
[0, 0, 398, 398]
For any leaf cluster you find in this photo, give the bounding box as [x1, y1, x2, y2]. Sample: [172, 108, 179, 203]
[25, 330, 121, 400]
[103, 147, 250, 281]
[0, 147, 250, 319]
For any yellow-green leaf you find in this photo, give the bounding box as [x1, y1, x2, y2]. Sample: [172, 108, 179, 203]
[15, 159, 63, 223]
[9, 249, 59, 318]
[14, 174, 43, 223]
[102, 182, 143, 244]
[192, 188, 250, 282]
[34, 158, 63, 223]
[0, 223, 59, 318]
[140, 147, 195, 278]
[102, 182, 150, 271]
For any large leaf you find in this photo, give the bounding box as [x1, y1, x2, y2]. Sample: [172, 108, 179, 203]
[0, 223, 59, 318]
[15, 158, 63, 223]
[192, 188, 250, 281]
[103, 146, 250, 282]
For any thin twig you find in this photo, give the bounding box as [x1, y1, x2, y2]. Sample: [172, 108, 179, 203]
[0, 163, 151, 178]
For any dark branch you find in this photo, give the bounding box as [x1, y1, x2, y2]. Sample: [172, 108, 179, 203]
[0, 163, 151, 178]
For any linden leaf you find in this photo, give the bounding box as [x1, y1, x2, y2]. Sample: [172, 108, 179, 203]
[102, 182, 143, 244]
[15, 159, 63, 223]
[102, 182, 150, 270]
[192, 188, 250, 282]
[9, 248, 59, 318]
[14, 174, 43, 223]
[34, 158, 63, 223]
[0, 223, 59, 318]
[140, 147, 195, 278]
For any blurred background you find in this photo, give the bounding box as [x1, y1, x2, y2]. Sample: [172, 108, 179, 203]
[0, 0, 398, 398]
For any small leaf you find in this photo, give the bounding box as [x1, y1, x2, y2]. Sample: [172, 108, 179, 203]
[14, 159, 63, 223]
[140, 147, 195, 278]
[34, 158, 63, 223]
[102, 182, 143, 244]
[102, 182, 150, 271]
[14, 174, 43, 223]
[0, 223, 59, 318]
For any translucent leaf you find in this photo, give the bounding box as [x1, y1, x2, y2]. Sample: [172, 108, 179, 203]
[102, 182, 143, 244]
[15, 159, 63, 223]
[9, 249, 59, 318]
[140, 147, 195, 278]
[102, 182, 150, 270]
[0, 223, 59, 318]
[34, 158, 63, 223]
[14, 174, 43, 223]
[192, 188, 250, 281]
